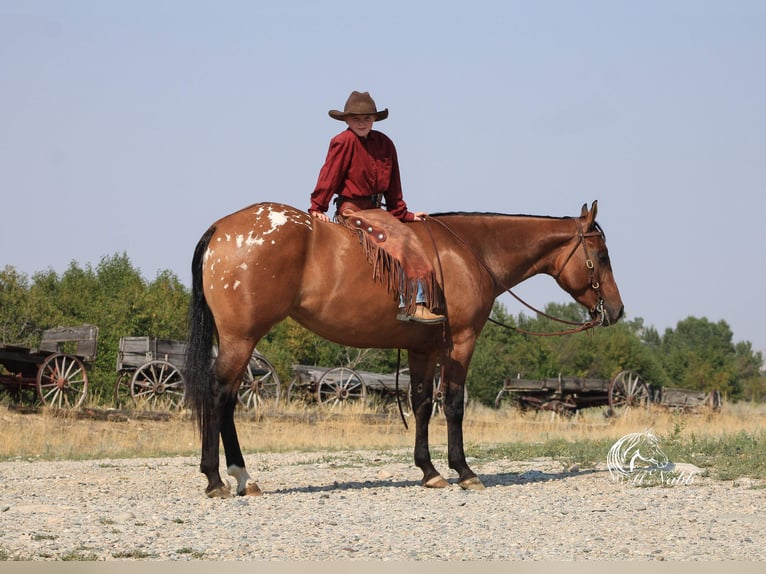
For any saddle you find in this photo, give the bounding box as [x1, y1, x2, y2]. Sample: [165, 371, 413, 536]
[339, 208, 445, 316]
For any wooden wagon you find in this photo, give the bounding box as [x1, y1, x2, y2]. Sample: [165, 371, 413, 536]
[287, 365, 408, 407]
[494, 370, 651, 417]
[114, 336, 280, 411]
[495, 369, 723, 416]
[651, 386, 723, 413]
[0, 325, 99, 409]
[286, 364, 464, 417]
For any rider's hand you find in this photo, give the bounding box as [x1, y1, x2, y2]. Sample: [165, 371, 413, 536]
[413, 211, 429, 221]
[310, 210, 330, 222]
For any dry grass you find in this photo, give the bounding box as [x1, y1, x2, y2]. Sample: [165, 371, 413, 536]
[1, 400, 764, 462]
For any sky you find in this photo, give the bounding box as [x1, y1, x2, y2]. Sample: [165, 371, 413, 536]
[1, 1, 765, 355]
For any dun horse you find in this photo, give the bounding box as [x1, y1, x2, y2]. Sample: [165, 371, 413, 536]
[185, 201, 623, 497]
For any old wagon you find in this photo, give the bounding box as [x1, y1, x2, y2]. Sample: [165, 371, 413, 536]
[651, 386, 723, 413]
[286, 363, 463, 417]
[495, 369, 722, 416]
[494, 370, 651, 417]
[0, 325, 99, 409]
[114, 336, 280, 411]
[287, 365, 409, 407]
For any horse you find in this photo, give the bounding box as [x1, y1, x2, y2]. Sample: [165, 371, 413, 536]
[185, 200, 624, 497]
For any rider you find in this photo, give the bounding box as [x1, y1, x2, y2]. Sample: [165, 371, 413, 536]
[309, 90, 445, 324]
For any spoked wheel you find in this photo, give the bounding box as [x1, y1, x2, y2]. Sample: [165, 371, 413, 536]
[494, 387, 512, 409]
[494, 388, 525, 412]
[286, 377, 315, 403]
[608, 370, 650, 416]
[36, 353, 89, 409]
[405, 374, 466, 418]
[113, 371, 132, 408]
[130, 359, 185, 410]
[316, 367, 366, 406]
[430, 374, 444, 418]
[238, 354, 281, 411]
[406, 381, 439, 418]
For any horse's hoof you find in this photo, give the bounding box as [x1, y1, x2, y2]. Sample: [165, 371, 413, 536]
[459, 476, 486, 491]
[240, 483, 263, 497]
[423, 475, 450, 488]
[206, 483, 232, 498]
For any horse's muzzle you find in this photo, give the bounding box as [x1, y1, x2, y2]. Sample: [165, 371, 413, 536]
[601, 303, 624, 327]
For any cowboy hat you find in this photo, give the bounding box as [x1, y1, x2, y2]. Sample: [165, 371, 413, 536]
[328, 91, 389, 121]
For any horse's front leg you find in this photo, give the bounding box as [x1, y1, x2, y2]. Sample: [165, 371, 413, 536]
[408, 353, 448, 488]
[443, 378, 485, 490]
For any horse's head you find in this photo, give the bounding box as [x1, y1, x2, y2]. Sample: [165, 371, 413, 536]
[553, 201, 624, 326]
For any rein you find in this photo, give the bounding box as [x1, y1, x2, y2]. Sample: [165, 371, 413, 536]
[425, 216, 606, 337]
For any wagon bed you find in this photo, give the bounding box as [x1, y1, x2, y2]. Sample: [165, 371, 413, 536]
[0, 325, 99, 408]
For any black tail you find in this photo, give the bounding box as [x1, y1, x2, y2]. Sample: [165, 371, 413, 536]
[185, 226, 217, 435]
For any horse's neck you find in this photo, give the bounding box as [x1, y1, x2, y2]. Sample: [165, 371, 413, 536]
[447, 214, 575, 292]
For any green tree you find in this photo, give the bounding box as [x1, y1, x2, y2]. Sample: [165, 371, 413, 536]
[659, 317, 739, 395]
[733, 341, 765, 401]
[0, 266, 35, 346]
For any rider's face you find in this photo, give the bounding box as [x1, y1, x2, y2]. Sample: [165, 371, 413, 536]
[345, 115, 374, 138]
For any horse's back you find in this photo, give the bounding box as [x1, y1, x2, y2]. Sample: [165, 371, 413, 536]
[211, 202, 312, 233]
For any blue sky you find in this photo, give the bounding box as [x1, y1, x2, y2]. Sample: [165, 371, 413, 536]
[2, 1, 764, 355]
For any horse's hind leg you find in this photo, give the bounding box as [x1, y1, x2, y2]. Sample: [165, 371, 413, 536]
[199, 371, 231, 497]
[201, 339, 262, 497]
[220, 389, 262, 496]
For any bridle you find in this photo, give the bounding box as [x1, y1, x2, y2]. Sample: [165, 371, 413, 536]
[548, 218, 607, 327]
[428, 216, 607, 336]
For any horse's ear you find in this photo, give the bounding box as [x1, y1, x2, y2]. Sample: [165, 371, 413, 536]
[580, 203, 588, 217]
[583, 200, 598, 229]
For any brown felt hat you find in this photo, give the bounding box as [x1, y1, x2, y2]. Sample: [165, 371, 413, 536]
[328, 91, 389, 121]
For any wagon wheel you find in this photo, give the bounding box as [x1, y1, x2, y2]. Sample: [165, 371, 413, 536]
[543, 399, 578, 419]
[238, 354, 281, 410]
[494, 387, 514, 409]
[316, 367, 366, 406]
[130, 359, 185, 410]
[286, 377, 314, 403]
[404, 374, 466, 418]
[431, 373, 444, 418]
[707, 390, 723, 413]
[36, 353, 89, 409]
[406, 382, 439, 418]
[608, 370, 650, 416]
[113, 371, 132, 408]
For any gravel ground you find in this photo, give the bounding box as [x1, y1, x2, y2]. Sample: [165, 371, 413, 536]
[0, 449, 764, 561]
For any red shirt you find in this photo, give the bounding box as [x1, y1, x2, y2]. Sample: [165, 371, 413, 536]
[310, 128, 415, 222]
